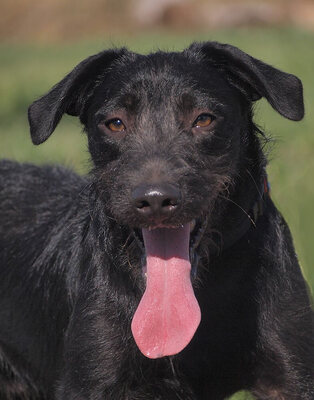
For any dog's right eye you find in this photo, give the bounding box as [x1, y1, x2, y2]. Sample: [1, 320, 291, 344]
[105, 119, 126, 132]
[97, 118, 127, 138]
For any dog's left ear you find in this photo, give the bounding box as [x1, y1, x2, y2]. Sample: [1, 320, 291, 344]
[28, 48, 128, 145]
[188, 42, 304, 121]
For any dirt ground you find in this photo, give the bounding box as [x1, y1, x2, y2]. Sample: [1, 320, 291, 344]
[1, 0, 314, 42]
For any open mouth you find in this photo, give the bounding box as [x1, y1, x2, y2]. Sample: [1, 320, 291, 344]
[133, 217, 208, 277]
[131, 217, 208, 359]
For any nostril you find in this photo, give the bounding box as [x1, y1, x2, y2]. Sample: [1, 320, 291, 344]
[161, 198, 178, 208]
[136, 200, 150, 209]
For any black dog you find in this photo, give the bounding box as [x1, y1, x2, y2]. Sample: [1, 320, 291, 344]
[0, 42, 313, 399]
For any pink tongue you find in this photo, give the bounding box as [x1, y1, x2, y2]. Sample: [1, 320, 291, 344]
[131, 224, 201, 359]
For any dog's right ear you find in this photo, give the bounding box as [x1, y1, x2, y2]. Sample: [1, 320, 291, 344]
[28, 49, 127, 145]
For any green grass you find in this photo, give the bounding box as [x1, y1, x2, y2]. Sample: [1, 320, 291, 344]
[1, 28, 314, 399]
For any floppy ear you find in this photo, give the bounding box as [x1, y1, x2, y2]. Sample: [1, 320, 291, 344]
[28, 48, 127, 145]
[188, 42, 304, 121]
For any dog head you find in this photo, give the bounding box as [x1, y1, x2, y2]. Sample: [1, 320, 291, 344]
[28, 42, 304, 359]
[28, 42, 303, 229]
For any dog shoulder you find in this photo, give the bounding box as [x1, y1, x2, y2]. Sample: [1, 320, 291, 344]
[0, 160, 86, 191]
[0, 160, 88, 235]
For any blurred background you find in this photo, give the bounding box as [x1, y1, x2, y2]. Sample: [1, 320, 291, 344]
[1, 1, 314, 398]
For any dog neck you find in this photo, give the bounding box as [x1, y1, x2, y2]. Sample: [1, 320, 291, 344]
[210, 175, 270, 255]
[208, 156, 270, 256]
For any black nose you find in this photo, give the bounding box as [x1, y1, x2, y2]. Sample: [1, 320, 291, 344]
[131, 183, 180, 218]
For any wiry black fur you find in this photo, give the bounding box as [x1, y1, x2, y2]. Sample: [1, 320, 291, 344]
[0, 42, 313, 399]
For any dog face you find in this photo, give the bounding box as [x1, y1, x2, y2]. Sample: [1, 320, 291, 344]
[28, 42, 304, 359]
[28, 43, 304, 233]
[86, 51, 245, 230]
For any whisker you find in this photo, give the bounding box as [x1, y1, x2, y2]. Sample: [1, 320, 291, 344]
[245, 169, 263, 199]
[122, 232, 133, 249]
[219, 194, 256, 228]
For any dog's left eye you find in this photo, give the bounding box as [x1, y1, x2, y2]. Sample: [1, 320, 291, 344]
[193, 114, 214, 128]
[105, 119, 126, 132]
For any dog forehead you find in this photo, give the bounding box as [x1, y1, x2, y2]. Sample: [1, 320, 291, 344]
[95, 51, 236, 113]
[119, 51, 230, 92]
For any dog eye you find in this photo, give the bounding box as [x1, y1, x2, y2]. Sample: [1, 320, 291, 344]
[193, 114, 214, 128]
[105, 118, 126, 132]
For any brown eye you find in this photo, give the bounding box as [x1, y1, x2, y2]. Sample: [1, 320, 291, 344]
[105, 118, 126, 132]
[193, 114, 213, 128]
